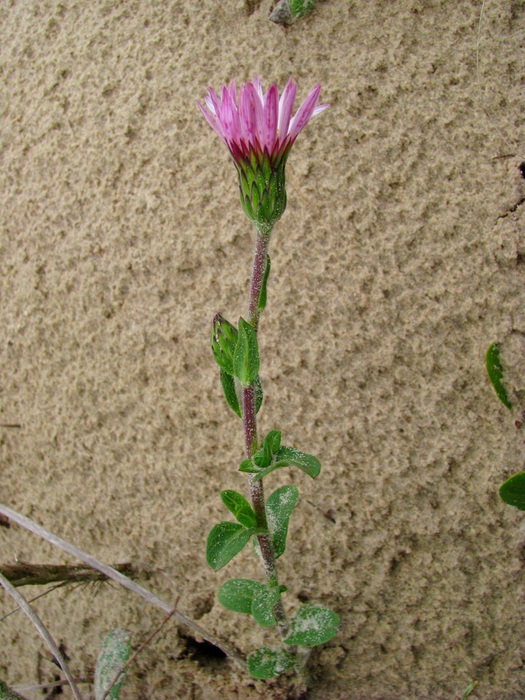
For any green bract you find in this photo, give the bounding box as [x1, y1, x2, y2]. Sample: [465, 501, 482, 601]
[211, 314, 238, 375]
[236, 153, 288, 235]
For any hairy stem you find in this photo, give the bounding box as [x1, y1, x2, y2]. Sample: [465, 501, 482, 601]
[248, 231, 271, 332]
[243, 229, 289, 637]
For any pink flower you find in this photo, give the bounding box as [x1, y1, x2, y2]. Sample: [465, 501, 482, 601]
[198, 77, 329, 166]
[198, 77, 329, 232]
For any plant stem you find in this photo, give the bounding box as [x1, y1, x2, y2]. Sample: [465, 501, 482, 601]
[242, 229, 289, 638]
[247, 231, 270, 332]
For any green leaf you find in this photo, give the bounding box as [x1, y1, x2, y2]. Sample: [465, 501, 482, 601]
[499, 472, 525, 510]
[284, 605, 340, 647]
[220, 369, 241, 417]
[266, 485, 299, 558]
[290, 0, 317, 19]
[94, 629, 131, 700]
[254, 437, 273, 468]
[258, 255, 271, 311]
[239, 457, 259, 474]
[220, 490, 257, 528]
[217, 578, 266, 614]
[486, 343, 512, 409]
[233, 318, 259, 387]
[265, 429, 281, 453]
[251, 586, 280, 627]
[247, 647, 296, 679]
[206, 522, 255, 571]
[460, 681, 477, 700]
[0, 682, 28, 700]
[253, 445, 321, 482]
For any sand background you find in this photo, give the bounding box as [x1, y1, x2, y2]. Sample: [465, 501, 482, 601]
[1, 0, 524, 698]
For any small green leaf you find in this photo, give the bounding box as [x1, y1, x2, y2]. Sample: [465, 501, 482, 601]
[233, 318, 260, 387]
[253, 445, 321, 482]
[486, 343, 512, 409]
[239, 457, 259, 474]
[254, 437, 273, 468]
[460, 681, 477, 700]
[217, 578, 266, 614]
[247, 647, 296, 679]
[251, 586, 280, 627]
[284, 604, 340, 647]
[266, 485, 299, 558]
[258, 255, 271, 311]
[0, 682, 28, 700]
[220, 490, 257, 528]
[290, 0, 317, 19]
[265, 429, 282, 453]
[94, 629, 131, 700]
[499, 472, 525, 510]
[220, 369, 241, 417]
[206, 522, 255, 571]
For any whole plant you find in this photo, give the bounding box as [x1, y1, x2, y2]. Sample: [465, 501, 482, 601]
[198, 77, 339, 680]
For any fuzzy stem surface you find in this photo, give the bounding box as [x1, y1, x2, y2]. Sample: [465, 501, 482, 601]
[242, 228, 289, 638]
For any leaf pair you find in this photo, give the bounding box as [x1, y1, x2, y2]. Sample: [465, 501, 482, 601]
[206, 485, 299, 570]
[218, 578, 285, 627]
[239, 430, 321, 482]
[246, 604, 340, 679]
[212, 315, 263, 416]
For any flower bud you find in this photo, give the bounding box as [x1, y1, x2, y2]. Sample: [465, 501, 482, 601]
[211, 314, 238, 375]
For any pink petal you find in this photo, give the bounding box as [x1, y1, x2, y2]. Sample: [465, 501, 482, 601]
[252, 76, 264, 104]
[206, 87, 222, 118]
[263, 83, 279, 152]
[220, 84, 242, 144]
[312, 103, 330, 117]
[196, 100, 227, 144]
[239, 83, 257, 145]
[245, 81, 264, 148]
[278, 78, 297, 145]
[288, 83, 322, 142]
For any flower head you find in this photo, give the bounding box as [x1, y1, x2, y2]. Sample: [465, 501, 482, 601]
[198, 77, 329, 233]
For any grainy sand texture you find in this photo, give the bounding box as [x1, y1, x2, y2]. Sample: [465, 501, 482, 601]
[1, 0, 524, 698]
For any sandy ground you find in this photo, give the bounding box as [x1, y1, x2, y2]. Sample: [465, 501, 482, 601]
[1, 0, 524, 698]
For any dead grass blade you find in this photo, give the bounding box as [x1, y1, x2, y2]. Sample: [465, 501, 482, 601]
[0, 502, 247, 672]
[0, 572, 83, 700]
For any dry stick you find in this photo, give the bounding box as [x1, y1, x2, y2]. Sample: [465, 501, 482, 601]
[0, 582, 67, 622]
[0, 561, 137, 587]
[0, 503, 247, 672]
[15, 678, 89, 695]
[0, 572, 83, 700]
[100, 604, 178, 700]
